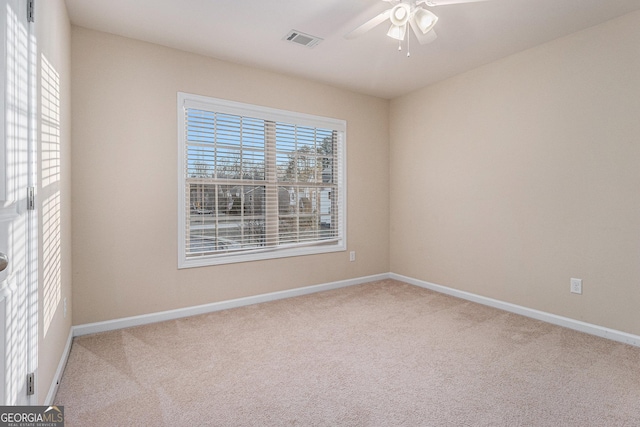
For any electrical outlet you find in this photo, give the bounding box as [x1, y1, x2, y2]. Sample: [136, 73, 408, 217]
[349, 251, 356, 262]
[570, 278, 582, 295]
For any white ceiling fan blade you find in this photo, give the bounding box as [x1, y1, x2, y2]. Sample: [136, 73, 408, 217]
[345, 9, 392, 39]
[410, 18, 438, 44]
[418, 0, 488, 6]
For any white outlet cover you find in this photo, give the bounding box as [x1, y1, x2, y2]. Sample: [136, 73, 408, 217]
[570, 278, 582, 294]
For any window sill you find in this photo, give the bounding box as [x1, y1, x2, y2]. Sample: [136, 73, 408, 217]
[178, 241, 346, 269]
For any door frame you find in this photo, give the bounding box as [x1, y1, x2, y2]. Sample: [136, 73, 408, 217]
[0, 0, 38, 405]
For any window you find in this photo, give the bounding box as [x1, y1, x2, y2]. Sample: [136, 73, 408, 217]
[178, 93, 346, 268]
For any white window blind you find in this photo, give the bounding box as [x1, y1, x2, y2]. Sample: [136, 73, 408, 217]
[178, 93, 346, 268]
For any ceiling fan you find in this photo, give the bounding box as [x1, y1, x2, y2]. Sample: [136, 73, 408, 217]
[345, 0, 488, 54]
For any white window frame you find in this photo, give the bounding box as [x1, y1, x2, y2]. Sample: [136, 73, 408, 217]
[177, 92, 347, 268]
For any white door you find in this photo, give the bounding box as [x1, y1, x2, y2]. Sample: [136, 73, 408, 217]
[0, 0, 37, 405]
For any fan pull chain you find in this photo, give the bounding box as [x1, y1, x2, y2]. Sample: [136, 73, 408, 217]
[398, 37, 410, 57]
[406, 29, 411, 57]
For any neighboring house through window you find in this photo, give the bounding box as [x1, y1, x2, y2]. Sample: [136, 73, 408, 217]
[178, 92, 346, 267]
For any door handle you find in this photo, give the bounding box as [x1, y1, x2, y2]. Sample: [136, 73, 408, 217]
[0, 253, 7, 272]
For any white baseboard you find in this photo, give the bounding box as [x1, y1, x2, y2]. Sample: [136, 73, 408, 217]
[44, 327, 73, 405]
[52, 271, 639, 402]
[391, 273, 640, 348]
[72, 273, 391, 337]
[70, 271, 640, 344]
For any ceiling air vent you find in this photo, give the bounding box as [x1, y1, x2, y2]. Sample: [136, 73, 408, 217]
[283, 30, 323, 48]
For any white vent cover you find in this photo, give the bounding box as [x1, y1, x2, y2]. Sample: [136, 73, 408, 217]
[283, 30, 323, 48]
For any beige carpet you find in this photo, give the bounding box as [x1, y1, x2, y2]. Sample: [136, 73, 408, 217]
[55, 279, 640, 426]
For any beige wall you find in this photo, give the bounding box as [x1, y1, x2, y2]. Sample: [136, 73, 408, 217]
[70, 10, 640, 337]
[70, 27, 390, 325]
[390, 11, 640, 335]
[36, 0, 72, 404]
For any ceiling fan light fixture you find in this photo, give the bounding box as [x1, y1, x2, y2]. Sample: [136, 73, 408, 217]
[389, 3, 411, 26]
[413, 8, 438, 34]
[387, 23, 407, 41]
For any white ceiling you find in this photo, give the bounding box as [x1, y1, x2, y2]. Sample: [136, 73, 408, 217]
[64, 0, 640, 99]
